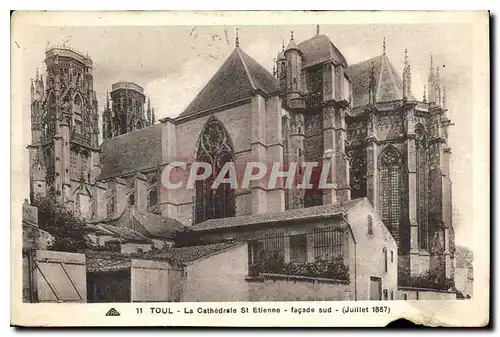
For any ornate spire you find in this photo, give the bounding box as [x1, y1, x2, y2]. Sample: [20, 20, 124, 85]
[316, 24, 320, 36]
[285, 30, 298, 52]
[152, 107, 156, 124]
[282, 38, 285, 51]
[403, 48, 411, 100]
[382, 37, 386, 55]
[435, 64, 441, 105]
[428, 55, 435, 103]
[272, 58, 276, 77]
[106, 91, 109, 109]
[423, 85, 427, 103]
[235, 28, 239, 48]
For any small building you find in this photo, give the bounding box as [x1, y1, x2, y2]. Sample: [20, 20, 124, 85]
[185, 198, 398, 301]
[86, 223, 153, 254]
[87, 205, 185, 252]
[85, 242, 245, 302]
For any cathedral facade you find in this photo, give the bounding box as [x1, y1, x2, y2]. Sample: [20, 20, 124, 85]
[28, 29, 455, 284]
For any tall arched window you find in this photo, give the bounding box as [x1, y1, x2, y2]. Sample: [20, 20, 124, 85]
[147, 176, 158, 211]
[194, 118, 235, 224]
[416, 126, 429, 250]
[107, 196, 115, 218]
[350, 152, 367, 199]
[73, 95, 82, 115]
[380, 147, 402, 244]
[47, 93, 57, 136]
[282, 116, 290, 210]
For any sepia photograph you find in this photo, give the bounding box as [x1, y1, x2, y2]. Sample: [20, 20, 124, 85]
[10, 10, 489, 327]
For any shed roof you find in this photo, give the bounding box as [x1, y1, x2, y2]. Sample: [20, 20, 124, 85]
[193, 198, 364, 232]
[145, 242, 244, 264]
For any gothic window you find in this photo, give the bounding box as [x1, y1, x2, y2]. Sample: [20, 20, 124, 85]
[74, 95, 82, 115]
[380, 147, 402, 244]
[147, 176, 158, 210]
[279, 62, 286, 89]
[70, 150, 78, 180]
[194, 118, 235, 224]
[47, 93, 57, 136]
[127, 192, 135, 206]
[107, 196, 115, 217]
[75, 120, 83, 134]
[306, 67, 323, 105]
[350, 152, 367, 199]
[80, 150, 89, 181]
[148, 188, 158, 209]
[416, 126, 429, 250]
[44, 147, 55, 175]
[89, 198, 96, 219]
[282, 116, 290, 210]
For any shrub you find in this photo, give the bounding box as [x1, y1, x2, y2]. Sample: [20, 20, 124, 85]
[32, 195, 91, 252]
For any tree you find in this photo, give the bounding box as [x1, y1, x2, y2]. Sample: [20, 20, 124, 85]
[32, 195, 91, 252]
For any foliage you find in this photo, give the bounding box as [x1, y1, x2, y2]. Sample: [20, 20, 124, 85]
[32, 195, 91, 252]
[399, 268, 455, 291]
[250, 254, 349, 281]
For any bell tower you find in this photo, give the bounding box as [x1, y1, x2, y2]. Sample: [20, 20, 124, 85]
[28, 46, 100, 213]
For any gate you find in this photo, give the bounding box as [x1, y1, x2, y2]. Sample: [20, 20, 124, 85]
[130, 259, 182, 302]
[24, 249, 87, 303]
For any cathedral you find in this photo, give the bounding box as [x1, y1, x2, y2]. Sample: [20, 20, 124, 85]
[28, 27, 455, 291]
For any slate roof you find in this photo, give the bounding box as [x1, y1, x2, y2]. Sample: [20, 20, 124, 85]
[110, 206, 186, 240]
[179, 47, 280, 117]
[98, 124, 163, 180]
[193, 198, 365, 232]
[347, 54, 414, 108]
[144, 242, 244, 264]
[298, 34, 348, 69]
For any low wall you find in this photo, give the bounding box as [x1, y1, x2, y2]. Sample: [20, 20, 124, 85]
[247, 274, 352, 301]
[397, 287, 457, 300]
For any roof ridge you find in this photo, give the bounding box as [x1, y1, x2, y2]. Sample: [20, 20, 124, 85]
[236, 48, 257, 90]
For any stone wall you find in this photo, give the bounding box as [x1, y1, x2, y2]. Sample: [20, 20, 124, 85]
[397, 287, 457, 300]
[181, 243, 249, 302]
[346, 199, 399, 300]
[247, 274, 352, 301]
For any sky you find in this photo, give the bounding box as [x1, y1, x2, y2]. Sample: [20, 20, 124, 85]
[17, 23, 474, 247]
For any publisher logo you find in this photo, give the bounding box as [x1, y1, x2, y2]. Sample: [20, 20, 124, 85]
[105, 308, 121, 316]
